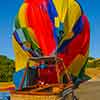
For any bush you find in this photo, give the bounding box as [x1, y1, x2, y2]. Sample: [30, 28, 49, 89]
[0, 55, 15, 82]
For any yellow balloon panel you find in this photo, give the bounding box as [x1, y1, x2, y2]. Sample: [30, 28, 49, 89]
[61, 0, 75, 23]
[53, 0, 64, 21]
[18, 3, 28, 28]
[64, 1, 81, 35]
[53, 0, 75, 23]
[54, 17, 60, 28]
[12, 36, 32, 72]
[57, 1, 82, 48]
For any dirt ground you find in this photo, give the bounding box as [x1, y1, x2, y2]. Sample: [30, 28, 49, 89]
[75, 68, 100, 100]
[76, 80, 100, 100]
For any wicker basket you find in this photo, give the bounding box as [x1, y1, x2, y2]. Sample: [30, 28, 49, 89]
[11, 84, 74, 100]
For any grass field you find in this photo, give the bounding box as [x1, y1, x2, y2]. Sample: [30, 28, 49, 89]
[86, 68, 100, 80]
[0, 82, 15, 91]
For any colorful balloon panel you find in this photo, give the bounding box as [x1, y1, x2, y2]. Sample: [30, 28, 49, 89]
[69, 50, 89, 76]
[13, 0, 90, 79]
[26, 2, 57, 55]
[12, 36, 32, 71]
[57, 15, 90, 76]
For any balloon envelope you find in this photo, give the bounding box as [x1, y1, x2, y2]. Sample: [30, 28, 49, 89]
[13, 0, 90, 78]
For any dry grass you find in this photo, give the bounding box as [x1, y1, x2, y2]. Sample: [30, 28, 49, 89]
[0, 82, 15, 91]
[86, 68, 100, 80]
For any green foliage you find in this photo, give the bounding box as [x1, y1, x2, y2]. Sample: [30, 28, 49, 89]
[87, 57, 95, 60]
[87, 57, 100, 68]
[0, 55, 15, 82]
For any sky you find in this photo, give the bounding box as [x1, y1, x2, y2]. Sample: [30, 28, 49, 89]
[0, 0, 100, 59]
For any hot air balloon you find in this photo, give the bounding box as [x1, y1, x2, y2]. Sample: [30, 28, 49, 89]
[12, 0, 90, 89]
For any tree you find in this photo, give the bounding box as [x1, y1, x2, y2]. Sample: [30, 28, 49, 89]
[0, 55, 15, 82]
